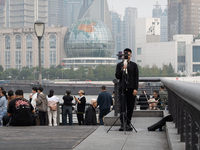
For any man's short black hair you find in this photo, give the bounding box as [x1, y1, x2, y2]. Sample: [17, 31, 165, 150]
[124, 48, 132, 53]
[32, 87, 38, 92]
[15, 90, 23, 96]
[0, 87, 4, 91]
[8, 90, 14, 96]
[102, 85, 106, 90]
[160, 86, 165, 89]
[66, 90, 71, 95]
[38, 87, 43, 92]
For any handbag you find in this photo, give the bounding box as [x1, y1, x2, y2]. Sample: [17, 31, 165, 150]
[48, 101, 57, 111]
[50, 104, 57, 111]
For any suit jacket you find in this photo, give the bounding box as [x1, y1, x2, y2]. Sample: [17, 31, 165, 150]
[77, 96, 86, 113]
[115, 61, 139, 90]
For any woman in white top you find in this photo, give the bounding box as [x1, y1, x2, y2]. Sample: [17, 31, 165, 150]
[47, 89, 59, 126]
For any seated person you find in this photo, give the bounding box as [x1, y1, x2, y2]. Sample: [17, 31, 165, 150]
[148, 115, 173, 131]
[5, 89, 35, 126]
[148, 91, 160, 110]
[85, 99, 97, 125]
[138, 90, 150, 110]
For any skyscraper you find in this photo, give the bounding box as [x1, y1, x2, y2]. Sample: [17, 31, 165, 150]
[63, 0, 83, 27]
[110, 11, 125, 57]
[152, 2, 162, 17]
[152, 2, 168, 42]
[0, 0, 67, 28]
[78, 0, 112, 30]
[0, 0, 48, 28]
[168, 0, 200, 41]
[123, 7, 137, 61]
[48, 0, 64, 27]
[179, 0, 200, 38]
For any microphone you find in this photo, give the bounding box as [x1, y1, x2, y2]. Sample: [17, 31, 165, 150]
[123, 59, 128, 74]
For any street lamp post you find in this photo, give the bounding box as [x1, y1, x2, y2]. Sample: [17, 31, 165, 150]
[34, 20, 45, 86]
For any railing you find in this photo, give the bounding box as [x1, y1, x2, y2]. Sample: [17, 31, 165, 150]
[57, 103, 100, 125]
[161, 78, 200, 150]
[113, 78, 163, 115]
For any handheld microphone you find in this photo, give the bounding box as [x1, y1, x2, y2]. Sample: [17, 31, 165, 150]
[124, 59, 128, 74]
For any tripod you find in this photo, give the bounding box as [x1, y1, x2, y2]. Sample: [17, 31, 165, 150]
[107, 68, 137, 134]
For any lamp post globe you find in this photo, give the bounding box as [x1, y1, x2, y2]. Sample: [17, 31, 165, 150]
[34, 20, 45, 86]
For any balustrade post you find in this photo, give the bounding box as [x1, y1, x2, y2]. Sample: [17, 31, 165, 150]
[192, 122, 200, 150]
[180, 109, 186, 142]
[186, 115, 192, 150]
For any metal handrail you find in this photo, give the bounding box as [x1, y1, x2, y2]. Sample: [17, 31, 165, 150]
[161, 78, 200, 150]
[161, 78, 200, 112]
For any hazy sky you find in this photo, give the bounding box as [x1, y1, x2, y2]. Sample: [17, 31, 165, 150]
[107, 0, 167, 18]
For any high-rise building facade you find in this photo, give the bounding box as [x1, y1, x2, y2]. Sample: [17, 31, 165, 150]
[152, 2, 168, 42]
[0, 0, 68, 28]
[110, 11, 125, 57]
[48, 0, 64, 27]
[0, 0, 48, 28]
[168, 0, 180, 41]
[168, 0, 200, 41]
[78, 0, 112, 30]
[63, 0, 82, 27]
[123, 7, 137, 61]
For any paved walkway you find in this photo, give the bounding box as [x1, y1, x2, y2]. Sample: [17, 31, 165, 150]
[0, 117, 170, 150]
[0, 126, 97, 150]
[74, 117, 169, 150]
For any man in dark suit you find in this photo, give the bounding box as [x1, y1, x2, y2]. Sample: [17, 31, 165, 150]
[115, 48, 139, 131]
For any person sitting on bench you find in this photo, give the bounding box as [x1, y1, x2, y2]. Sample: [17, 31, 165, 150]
[148, 91, 160, 110]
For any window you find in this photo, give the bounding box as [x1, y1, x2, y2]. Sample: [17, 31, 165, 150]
[26, 35, 32, 49]
[49, 34, 56, 49]
[193, 46, 200, 62]
[49, 51, 56, 66]
[137, 48, 141, 55]
[26, 51, 33, 68]
[41, 37, 44, 49]
[15, 51, 21, 69]
[5, 35, 11, 50]
[177, 42, 186, 72]
[193, 64, 200, 72]
[15, 35, 21, 49]
[5, 51, 11, 69]
[37, 51, 45, 67]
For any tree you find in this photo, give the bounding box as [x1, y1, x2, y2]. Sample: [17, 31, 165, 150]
[76, 66, 86, 80]
[168, 63, 175, 77]
[0, 65, 3, 72]
[5, 68, 20, 80]
[86, 67, 95, 80]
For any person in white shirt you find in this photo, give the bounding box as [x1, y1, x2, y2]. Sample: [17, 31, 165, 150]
[30, 87, 38, 108]
[47, 89, 59, 126]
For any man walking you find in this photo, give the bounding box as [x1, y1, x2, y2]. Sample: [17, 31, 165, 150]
[97, 86, 113, 125]
[115, 48, 139, 131]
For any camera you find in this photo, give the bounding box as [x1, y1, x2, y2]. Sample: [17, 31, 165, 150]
[117, 51, 129, 60]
